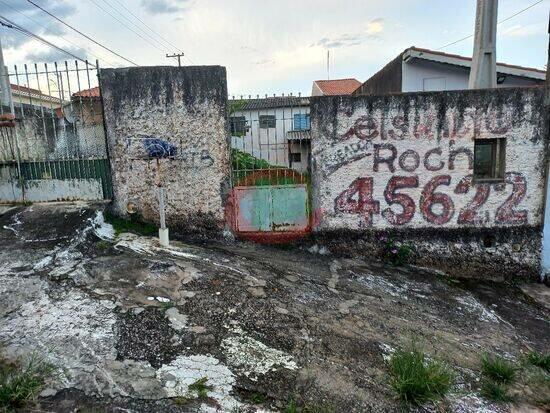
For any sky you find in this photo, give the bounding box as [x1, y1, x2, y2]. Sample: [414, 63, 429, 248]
[0, 0, 548, 96]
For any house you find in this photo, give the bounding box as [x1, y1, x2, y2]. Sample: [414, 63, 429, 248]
[229, 96, 311, 174]
[353, 46, 545, 96]
[311, 78, 362, 96]
[10, 84, 64, 109]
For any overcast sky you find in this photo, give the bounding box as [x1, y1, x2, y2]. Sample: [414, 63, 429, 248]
[1, 0, 548, 96]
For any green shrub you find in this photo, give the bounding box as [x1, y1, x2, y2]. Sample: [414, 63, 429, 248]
[481, 354, 516, 384]
[0, 354, 54, 410]
[526, 351, 550, 373]
[388, 345, 454, 405]
[104, 212, 157, 237]
[479, 379, 514, 402]
[379, 234, 412, 266]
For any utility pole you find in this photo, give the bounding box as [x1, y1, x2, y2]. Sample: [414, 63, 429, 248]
[469, 0, 498, 89]
[0, 35, 14, 113]
[166, 53, 184, 67]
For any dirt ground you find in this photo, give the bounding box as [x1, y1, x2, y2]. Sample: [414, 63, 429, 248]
[0, 203, 548, 413]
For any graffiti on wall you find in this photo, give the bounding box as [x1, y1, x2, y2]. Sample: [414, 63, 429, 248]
[315, 102, 540, 230]
[124, 135, 214, 167]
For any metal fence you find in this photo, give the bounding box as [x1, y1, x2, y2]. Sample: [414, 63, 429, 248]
[228, 94, 312, 237]
[229, 94, 311, 187]
[0, 60, 112, 202]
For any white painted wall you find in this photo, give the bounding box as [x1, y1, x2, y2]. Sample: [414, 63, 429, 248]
[231, 105, 310, 168]
[402, 60, 540, 93]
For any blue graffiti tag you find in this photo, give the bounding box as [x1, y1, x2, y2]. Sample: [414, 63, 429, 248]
[143, 137, 178, 158]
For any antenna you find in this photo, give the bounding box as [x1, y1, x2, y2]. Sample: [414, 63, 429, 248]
[327, 50, 330, 80]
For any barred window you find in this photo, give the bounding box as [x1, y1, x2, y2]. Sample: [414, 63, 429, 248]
[259, 115, 276, 129]
[230, 116, 247, 135]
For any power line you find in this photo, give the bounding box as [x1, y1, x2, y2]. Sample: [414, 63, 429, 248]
[0, 15, 92, 66]
[88, 0, 167, 52]
[25, 0, 138, 66]
[0, 0, 116, 67]
[108, 0, 195, 65]
[109, 0, 184, 54]
[436, 0, 545, 50]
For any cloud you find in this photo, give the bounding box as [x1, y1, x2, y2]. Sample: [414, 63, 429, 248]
[501, 23, 545, 38]
[254, 58, 275, 65]
[2, 0, 76, 48]
[141, 0, 189, 14]
[309, 18, 385, 49]
[25, 45, 88, 63]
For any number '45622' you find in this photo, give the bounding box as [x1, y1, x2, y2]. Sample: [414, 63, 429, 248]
[333, 173, 527, 226]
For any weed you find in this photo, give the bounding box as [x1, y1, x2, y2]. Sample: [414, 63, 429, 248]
[104, 212, 157, 237]
[481, 354, 516, 384]
[284, 400, 298, 413]
[479, 379, 514, 402]
[159, 301, 175, 310]
[0, 354, 54, 411]
[379, 234, 412, 266]
[525, 351, 550, 373]
[388, 345, 454, 405]
[173, 396, 193, 406]
[95, 240, 110, 251]
[188, 377, 213, 399]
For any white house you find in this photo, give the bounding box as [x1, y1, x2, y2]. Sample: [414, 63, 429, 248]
[353, 46, 545, 96]
[229, 96, 311, 173]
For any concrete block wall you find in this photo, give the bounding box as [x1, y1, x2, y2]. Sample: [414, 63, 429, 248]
[100, 66, 230, 235]
[310, 87, 547, 280]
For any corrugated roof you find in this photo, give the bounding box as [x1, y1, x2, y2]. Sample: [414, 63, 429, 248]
[287, 130, 311, 141]
[314, 78, 362, 95]
[230, 96, 309, 111]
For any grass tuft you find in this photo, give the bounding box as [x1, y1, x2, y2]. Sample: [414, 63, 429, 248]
[481, 354, 516, 384]
[388, 345, 454, 405]
[479, 379, 514, 402]
[188, 377, 213, 399]
[526, 351, 550, 373]
[0, 354, 54, 410]
[95, 240, 110, 251]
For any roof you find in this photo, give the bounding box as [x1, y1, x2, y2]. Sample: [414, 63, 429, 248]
[10, 84, 61, 103]
[313, 78, 362, 96]
[230, 96, 309, 111]
[404, 46, 545, 80]
[72, 86, 100, 99]
[287, 130, 311, 141]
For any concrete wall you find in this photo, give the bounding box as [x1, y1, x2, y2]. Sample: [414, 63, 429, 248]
[100, 66, 230, 234]
[310, 87, 547, 280]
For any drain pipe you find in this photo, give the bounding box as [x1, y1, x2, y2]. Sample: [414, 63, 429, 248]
[158, 186, 169, 247]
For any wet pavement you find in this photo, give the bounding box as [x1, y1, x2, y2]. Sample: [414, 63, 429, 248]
[0, 203, 548, 412]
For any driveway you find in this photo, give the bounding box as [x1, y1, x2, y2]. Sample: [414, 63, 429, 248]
[0, 203, 548, 412]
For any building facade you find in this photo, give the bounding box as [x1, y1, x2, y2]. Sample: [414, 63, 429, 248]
[353, 47, 545, 96]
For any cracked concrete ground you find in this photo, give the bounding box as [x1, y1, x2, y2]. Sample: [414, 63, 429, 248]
[0, 203, 548, 412]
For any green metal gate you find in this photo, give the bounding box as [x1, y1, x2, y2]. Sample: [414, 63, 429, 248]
[228, 95, 311, 241]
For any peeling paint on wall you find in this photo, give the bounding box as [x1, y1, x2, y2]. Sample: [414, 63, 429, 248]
[100, 66, 230, 234]
[310, 88, 546, 279]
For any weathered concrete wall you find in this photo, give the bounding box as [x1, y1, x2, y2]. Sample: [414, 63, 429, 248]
[100, 66, 230, 234]
[310, 87, 547, 280]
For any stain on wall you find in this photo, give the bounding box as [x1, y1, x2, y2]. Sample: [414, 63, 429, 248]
[100, 66, 230, 234]
[310, 88, 546, 279]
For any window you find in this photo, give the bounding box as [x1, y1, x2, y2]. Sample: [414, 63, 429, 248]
[290, 152, 302, 163]
[473, 138, 506, 181]
[259, 115, 276, 129]
[230, 116, 247, 135]
[293, 113, 310, 131]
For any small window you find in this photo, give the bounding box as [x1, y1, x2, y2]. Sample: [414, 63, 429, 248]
[293, 113, 310, 131]
[230, 116, 247, 135]
[474, 138, 506, 181]
[259, 115, 276, 129]
[290, 152, 302, 163]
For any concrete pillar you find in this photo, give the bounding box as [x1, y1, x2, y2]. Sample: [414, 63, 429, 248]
[468, 0, 498, 89]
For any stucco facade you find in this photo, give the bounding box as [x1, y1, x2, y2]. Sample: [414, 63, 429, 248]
[310, 87, 547, 280]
